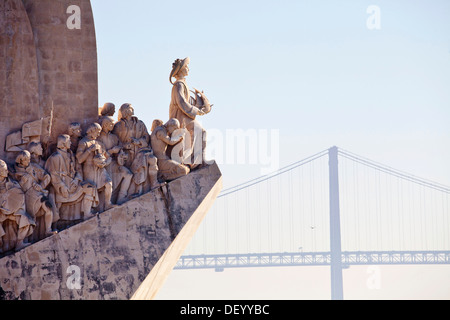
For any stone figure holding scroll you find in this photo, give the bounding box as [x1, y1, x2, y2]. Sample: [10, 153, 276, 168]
[45, 135, 97, 221]
[169, 57, 211, 169]
[0, 160, 35, 253]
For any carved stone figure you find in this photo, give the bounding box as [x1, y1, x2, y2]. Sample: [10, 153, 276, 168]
[151, 118, 190, 181]
[98, 116, 132, 205]
[0, 160, 35, 253]
[113, 103, 163, 195]
[169, 57, 211, 169]
[45, 135, 97, 224]
[130, 147, 164, 196]
[99, 102, 116, 117]
[76, 123, 115, 212]
[151, 119, 164, 132]
[68, 122, 82, 155]
[14, 151, 56, 242]
[113, 103, 151, 167]
[28, 141, 45, 168]
[28, 141, 59, 233]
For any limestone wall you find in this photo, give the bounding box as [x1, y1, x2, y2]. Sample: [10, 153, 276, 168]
[0, 0, 98, 162]
[0, 162, 222, 300]
[0, 0, 40, 160]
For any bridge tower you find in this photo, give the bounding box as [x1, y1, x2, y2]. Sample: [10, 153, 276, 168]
[328, 146, 344, 300]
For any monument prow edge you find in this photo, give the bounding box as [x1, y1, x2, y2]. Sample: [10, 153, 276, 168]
[0, 162, 222, 300]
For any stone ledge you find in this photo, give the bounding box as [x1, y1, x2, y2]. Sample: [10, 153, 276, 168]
[0, 162, 222, 300]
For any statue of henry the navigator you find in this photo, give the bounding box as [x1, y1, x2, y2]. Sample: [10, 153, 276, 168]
[168, 57, 212, 169]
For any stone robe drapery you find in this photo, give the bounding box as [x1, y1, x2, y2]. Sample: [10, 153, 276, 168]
[169, 79, 199, 129]
[0, 178, 35, 251]
[112, 116, 150, 168]
[76, 138, 112, 190]
[14, 164, 50, 219]
[151, 126, 189, 181]
[169, 79, 207, 166]
[45, 149, 87, 204]
[97, 130, 132, 196]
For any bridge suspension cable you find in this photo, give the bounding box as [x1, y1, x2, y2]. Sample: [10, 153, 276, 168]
[219, 149, 329, 197]
[338, 147, 450, 252]
[182, 146, 450, 263]
[338, 148, 450, 194]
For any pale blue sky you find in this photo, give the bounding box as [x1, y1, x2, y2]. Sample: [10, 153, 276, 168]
[91, 0, 450, 299]
[92, 0, 450, 188]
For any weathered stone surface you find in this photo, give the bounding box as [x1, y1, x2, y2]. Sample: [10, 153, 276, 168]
[0, 0, 98, 161]
[0, 162, 222, 300]
[22, 0, 99, 139]
[0, 0, 40, 161]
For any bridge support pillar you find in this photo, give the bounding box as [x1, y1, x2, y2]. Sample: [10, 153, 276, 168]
[329, 146, 344, 300]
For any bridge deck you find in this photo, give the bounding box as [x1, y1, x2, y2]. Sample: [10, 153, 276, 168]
[175, 251, 450, 270]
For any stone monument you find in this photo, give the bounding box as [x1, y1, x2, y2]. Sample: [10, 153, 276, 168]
[0, 1, 221, 300]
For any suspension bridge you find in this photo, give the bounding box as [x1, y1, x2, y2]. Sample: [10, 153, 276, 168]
[174, 146, 450, 299]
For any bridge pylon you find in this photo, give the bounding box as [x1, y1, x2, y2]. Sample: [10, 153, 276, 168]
[329, 146, 344, 300]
